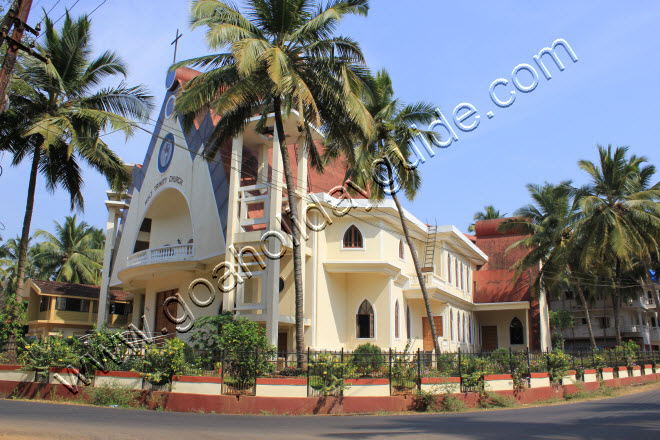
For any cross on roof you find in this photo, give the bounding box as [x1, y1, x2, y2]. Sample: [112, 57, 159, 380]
[171, 29, 183, 64]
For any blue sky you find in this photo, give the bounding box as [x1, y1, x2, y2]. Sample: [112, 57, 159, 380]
[1, 0, 659, 240]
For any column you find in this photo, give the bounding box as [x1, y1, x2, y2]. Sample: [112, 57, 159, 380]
[265, 125, 283, 347]
[223, 134, 243, 312]
[97, 203, 121, 328]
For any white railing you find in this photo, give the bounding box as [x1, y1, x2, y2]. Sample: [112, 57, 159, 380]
[127, 243, 194, 267]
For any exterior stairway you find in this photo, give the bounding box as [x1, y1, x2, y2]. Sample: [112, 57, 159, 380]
[422, 225, 437, 273]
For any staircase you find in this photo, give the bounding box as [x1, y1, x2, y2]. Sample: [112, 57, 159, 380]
[422, 224, 437, 273]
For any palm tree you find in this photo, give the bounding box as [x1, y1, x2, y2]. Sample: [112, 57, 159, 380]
[0, 13, 152, 298]
[501, 182, 599, 349]
[468, 205, 504, 233]
[574, 145, 660, 345]
[325, 70, 443, 354]
[174, 0, 373, 362]
[34, 215, 103, 285]
[0, 235, 40, 299]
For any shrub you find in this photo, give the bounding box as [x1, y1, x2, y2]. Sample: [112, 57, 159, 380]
[615, 340, 639, 369]
[0, 296, 26, 348]
[351, 343, 383, 376]
[438, 391, 464, 412]
[390, 344, 417, 390]
[19, 335, 82, 379]
[86, 380, 141, 408]
[410, 389, 438, 412]
[546, 349, 570, 384]
[309, 353, 353, 396]
[139, 338, 186, 385]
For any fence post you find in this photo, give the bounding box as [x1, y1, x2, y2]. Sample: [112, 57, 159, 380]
[254, 348, 259, 393]
[458, 348, 462, 391]
[306, 347, 311, 398]
[509, 347, 513, 373]
[526, 347, 531, 376]
[417, 348, 422, 391]
[341, 347, 344, 364]
[389, 348, 392, 396]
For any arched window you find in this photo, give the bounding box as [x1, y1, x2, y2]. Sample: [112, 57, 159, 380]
[343, 225, 363, 249]
[356, 300, 374, 338]
[394, 300, 400, 339]
[460, 264, 464, 290]
[450, 310, 454, 341]
[469, 315, 472, 344]
[455, 259, 459, 287]
[406, 305, 411, 339]
[510, 317, 524, 345]
[447, 255, 452, 284]
[398, 240, 404, 259]
[458, 313, 462, 343]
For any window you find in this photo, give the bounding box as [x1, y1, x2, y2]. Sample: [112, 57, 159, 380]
[510, 317, 524, 345]
[460, 264, 464, 290]
[598, 317, 610, 329]
[398, 240, 404, 259]
[110, 302, 132, 316]
[565, 290, 574, 300]
[394, 300, 400, 339]
[343, 225, 363, 249]
[458, 313, 461, 343]
[652, 317, 657, 327]
[406, 305, 411, 339]
[356, 300, 374, 338]
[55, 297, 90, 313]
[450, 310, 454, 341]
[455, 260, 459, 287]
[447, 255, 452, 284]
[39, 296, 50, 312]
[581, 318, 587, 325]
[467, 269, 471, 294]
[469, 316, 472, 343]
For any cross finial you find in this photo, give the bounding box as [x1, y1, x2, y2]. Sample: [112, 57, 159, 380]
[171, 29, 183, 64]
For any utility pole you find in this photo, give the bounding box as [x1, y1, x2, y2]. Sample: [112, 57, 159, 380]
[0, 0, 47, 112]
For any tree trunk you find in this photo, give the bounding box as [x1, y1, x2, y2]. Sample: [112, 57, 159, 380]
[569, 268, 597, 350]
[273, 97, 305, 366]
[612, 259, 623, 346]
[15, 145, 41, 298]
[386, 163, 441, 356]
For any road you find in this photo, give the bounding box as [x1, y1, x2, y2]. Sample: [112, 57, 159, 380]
[0, 389, 658, 439]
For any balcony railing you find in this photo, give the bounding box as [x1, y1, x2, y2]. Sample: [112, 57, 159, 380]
[127, 243, 194, 267]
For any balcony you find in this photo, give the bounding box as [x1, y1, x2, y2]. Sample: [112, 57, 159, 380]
[35, 310, 97, 324]
[407, 272, 472, 304]
[127, 243, 194, 267]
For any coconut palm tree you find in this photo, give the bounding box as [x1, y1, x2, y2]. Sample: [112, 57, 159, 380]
[33, 215, 103, 285]
[0, 235, 40, 299]
[501, 182, 599, 349]
[573, 145, 660, 344]
[468, 205, 504, 233]
[325, 69, 443, 354]
[173, 0, 373, 362]
[0, 13, 152, 298]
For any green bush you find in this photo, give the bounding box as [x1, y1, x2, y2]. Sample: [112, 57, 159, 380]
[19, 335, 82, 379]
[138, 338, 186, 385]
[410, 389, 438, 412]
[546, 349, 570, 384]
[438, 391, 464, 412]
[86, 380, 140, 408]
[350, 343, 383, 376]
[615, 340, 639, 368]
[0, 296, 26, 348]
[309, 353, 353, 396]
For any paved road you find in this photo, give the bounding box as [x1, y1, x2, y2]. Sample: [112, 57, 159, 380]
[0, 389, 659, 439]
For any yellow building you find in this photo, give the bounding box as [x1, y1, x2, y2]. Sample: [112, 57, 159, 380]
[22, 279, 133, 337]
[95, 68, 550, 353]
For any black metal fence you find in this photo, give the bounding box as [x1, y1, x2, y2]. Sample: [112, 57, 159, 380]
[2, 340, 659, 396]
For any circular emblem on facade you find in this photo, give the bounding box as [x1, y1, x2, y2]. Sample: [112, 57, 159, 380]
[165, 70, 178, 91]
[165, 95, 176, 119]
[157, 133, 175, 173]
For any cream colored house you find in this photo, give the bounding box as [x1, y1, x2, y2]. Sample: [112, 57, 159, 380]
[97, 68, 550, 353]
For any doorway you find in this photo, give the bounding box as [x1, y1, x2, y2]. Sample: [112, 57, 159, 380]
[481, 325, 498, 352]
[154, 289, 178, 340]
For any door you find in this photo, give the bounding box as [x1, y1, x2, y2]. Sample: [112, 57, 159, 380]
[422, 316, 443, 351]
[277, 332, 288, 356]
[154, 290, 178, 340]
[481, 325, 498, 352]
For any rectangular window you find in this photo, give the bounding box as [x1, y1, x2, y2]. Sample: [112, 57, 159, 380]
[565, 290, 574, 300]
[110, 302, 132, 316]
[39, 296, 50, 312]
[598, 317, 609, 329]
[455, 260, 459, 287]
[581, 318, 587, 325]
[55, 297, 90, 312]
[460, 264, 464, 291]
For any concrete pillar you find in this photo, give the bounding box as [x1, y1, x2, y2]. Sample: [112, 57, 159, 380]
[223, 134, 243, 312]
[97, 203, 121, 328]
[265, 125, 283, 347]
